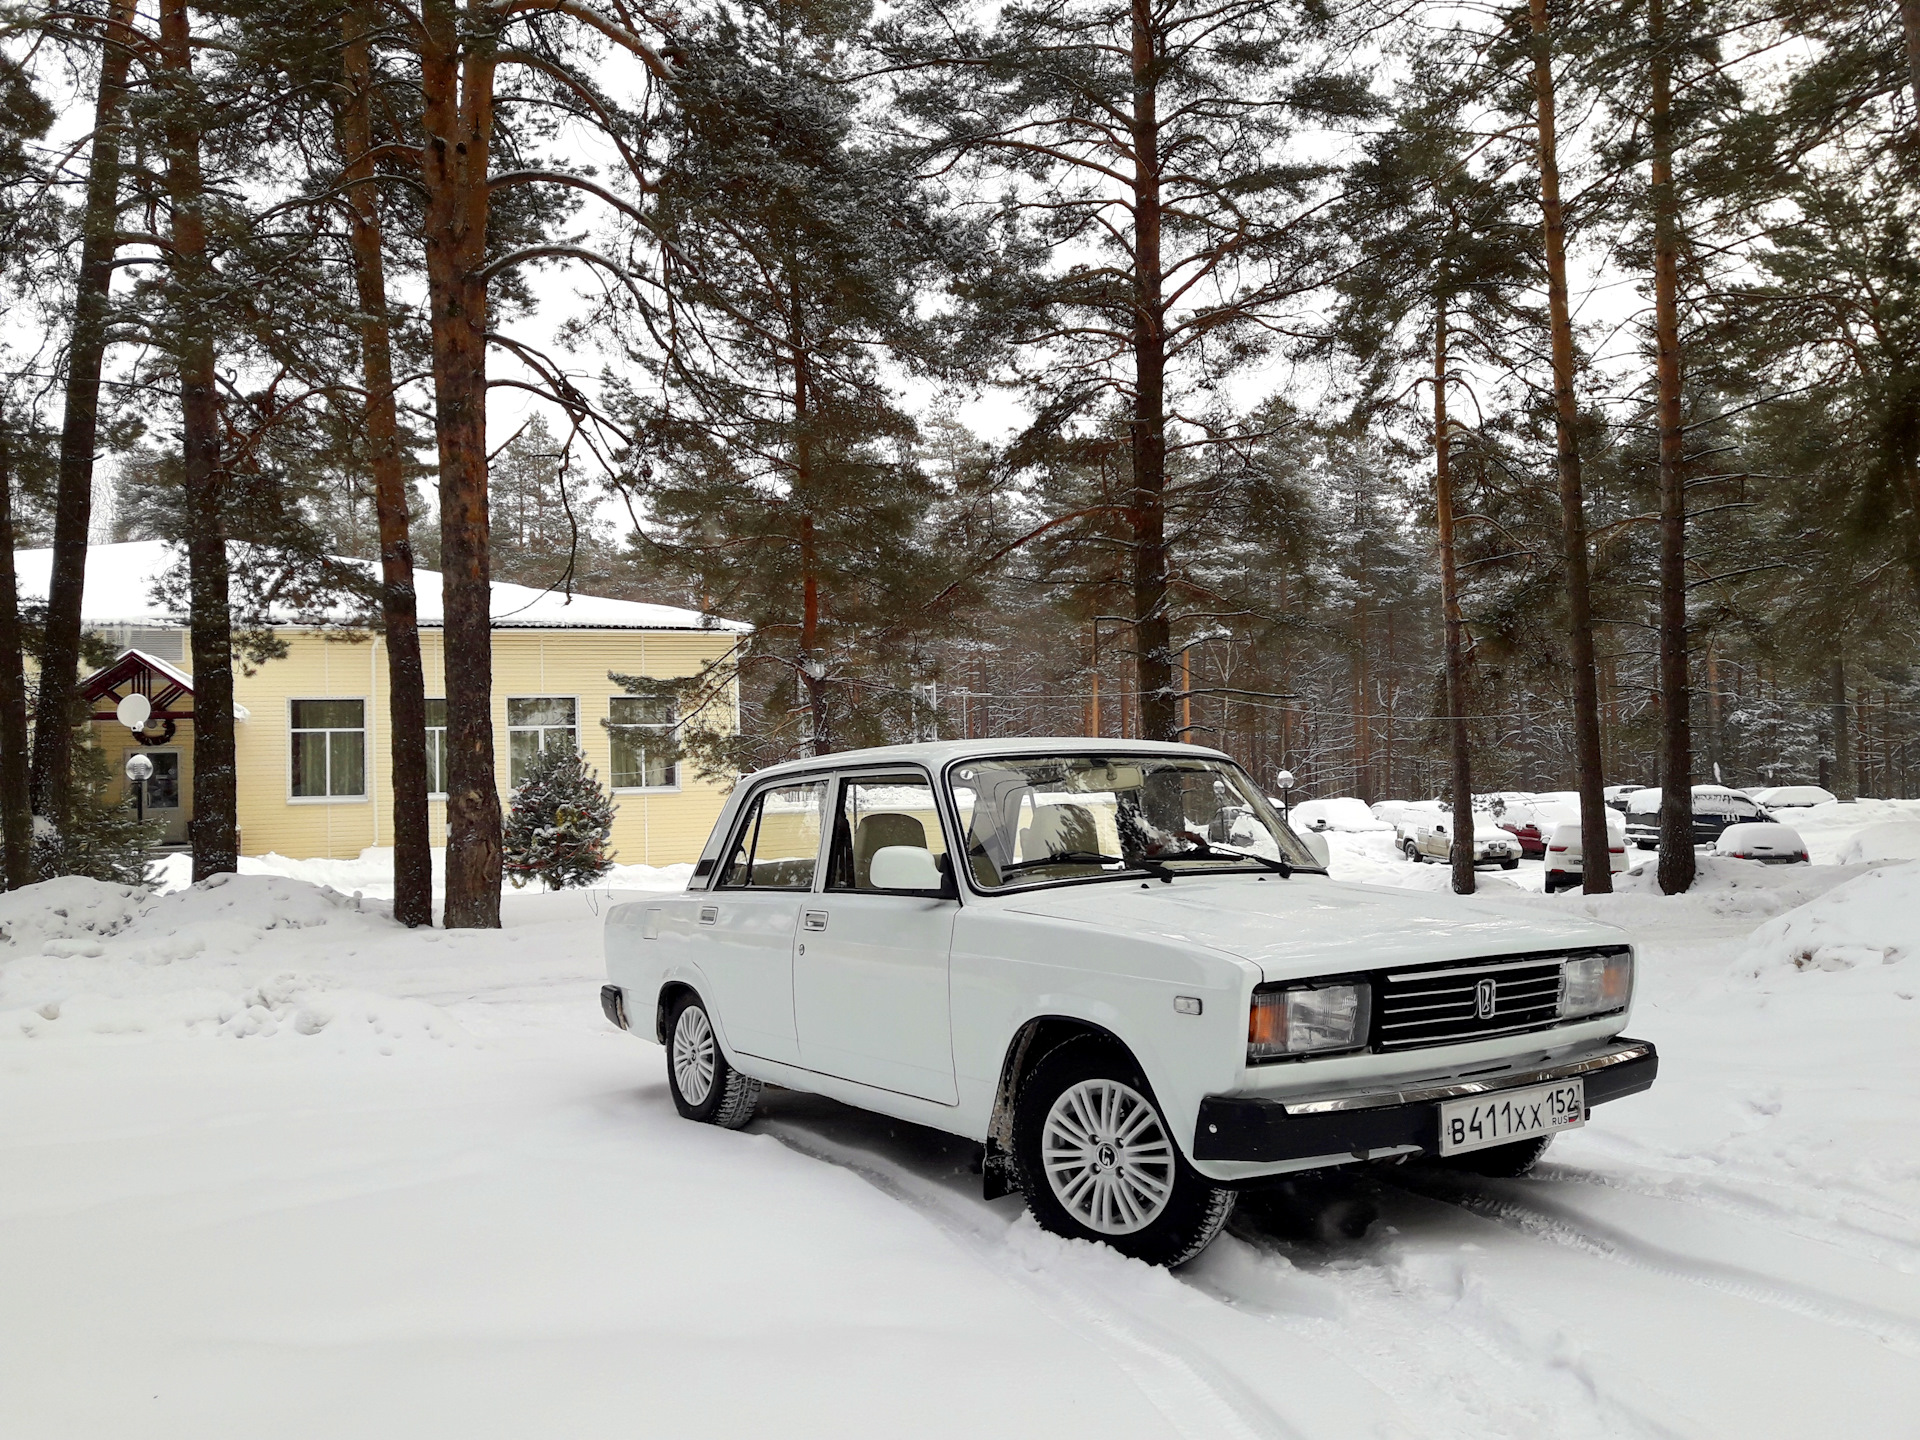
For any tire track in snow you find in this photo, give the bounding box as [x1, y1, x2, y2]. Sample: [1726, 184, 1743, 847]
[1389, 1171, 1920, 1353]
[1533, 1156, 1920, 1270]
[1209, 1213, 1683, 1440]
[755, 1114, 1303, 1440]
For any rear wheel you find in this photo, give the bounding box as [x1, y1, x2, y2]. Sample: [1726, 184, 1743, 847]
[1403, 840, 1422, 862]
[665, 991, 760, 1129]
[1013, 1038, 1233, 1266]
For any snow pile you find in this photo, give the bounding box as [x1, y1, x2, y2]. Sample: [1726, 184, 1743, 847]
[0, 875, 149, 953]
[0, 874, 470, 1050]
[1735, 860, 1920, 977]
[148, 846, 692, 899]
[1287, 797, 1387, 831]
[1835, 821, 1920, 866]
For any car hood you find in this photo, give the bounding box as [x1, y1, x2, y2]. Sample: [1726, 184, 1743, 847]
[1002, 874, 1626, 983]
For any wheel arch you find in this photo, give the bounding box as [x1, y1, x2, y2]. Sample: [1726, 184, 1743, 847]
[981, 1015, 1135, 1200]
[655, 980, 699, 1046]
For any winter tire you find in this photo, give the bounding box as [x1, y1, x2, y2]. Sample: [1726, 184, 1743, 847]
[665, 991, 761, 1129]
[1012, 1037, 1233, 1266]
[1403, 840, 1421, 862]
[1436, 1133, 1553, 1177]
[1500, 858, 1519, 870]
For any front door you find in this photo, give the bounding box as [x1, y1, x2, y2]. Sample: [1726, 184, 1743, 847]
[794, 773, 958, 1104]
[701, 779, 829, 1066]
[139, 749, 189, 845]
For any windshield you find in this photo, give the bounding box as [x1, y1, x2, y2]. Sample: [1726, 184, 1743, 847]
[947, 752, 1322, 890]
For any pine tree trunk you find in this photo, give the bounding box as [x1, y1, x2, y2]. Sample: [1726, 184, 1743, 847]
[1129, 0, 1176, 743]
[1529, 0, 1612, 893]
[159, 0, 238, 881]
[29, 0, 134, 829]
[793, 336, 828, 755]
[1831, 658, 1855, 801]
[422, 1, 502, 928]
[0, 428, 33, 889]
[1650, 0, 1695, 894]
[1901, 0, 1920, 122]
[340, 1, 433, 926]
[1435, 307, 1476, 897]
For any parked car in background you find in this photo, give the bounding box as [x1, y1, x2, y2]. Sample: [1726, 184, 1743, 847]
[1751, 785, 1837, 811]
[604, 738, 1656, 1267]
[1713, 822, 1810, 864]
[1544, 817, 1631, 892]
[1399, 811, 1520, 868]
[1604, 784, 1646, 812]
[1622, 785, 1770, 849]
[1497, 814, 1548, 858]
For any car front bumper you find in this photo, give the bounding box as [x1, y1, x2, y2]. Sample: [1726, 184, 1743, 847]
[1193, 1037, 1656, 1166]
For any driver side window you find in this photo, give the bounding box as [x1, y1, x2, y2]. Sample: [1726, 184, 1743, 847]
[825, 776, 948, 891]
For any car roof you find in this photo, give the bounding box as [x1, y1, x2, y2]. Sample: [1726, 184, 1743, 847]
[740, 736, 1236, 785]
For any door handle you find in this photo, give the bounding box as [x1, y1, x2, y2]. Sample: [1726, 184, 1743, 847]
[802, 910, 828, 932]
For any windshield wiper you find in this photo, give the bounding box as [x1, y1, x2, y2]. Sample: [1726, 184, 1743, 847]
[1001, 851, 1175, 883]
[1173, 841, 1296, 878]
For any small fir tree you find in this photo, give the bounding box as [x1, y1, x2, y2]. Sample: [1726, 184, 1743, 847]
[501, 744, 616, 891]
[32, 743, 160, 887]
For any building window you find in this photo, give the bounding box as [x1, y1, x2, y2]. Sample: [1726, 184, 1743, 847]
[609, 695, 677, 790]
[291, 699, 366, 799]
[425, 699, 448, 797]
[141, 751, 181, 809]
[507, 696, 578, 786]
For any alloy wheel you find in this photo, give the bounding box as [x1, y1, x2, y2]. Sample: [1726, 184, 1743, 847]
[1040, 1078, 1175, 1234]
[672, 1004, 717, 1106]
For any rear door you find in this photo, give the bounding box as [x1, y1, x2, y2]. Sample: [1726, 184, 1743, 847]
[701, 779, 829, 1065]
[792, 771, 959, 1104]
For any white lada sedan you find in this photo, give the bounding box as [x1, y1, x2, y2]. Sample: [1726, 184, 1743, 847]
[601, 739, 1657, 1266]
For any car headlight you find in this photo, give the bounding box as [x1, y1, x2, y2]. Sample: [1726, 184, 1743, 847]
[1248, 982, 1371, 1060]
[1560, 951, 1632, 1020]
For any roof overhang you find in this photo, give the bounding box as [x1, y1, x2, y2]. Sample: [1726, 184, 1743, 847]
[81, 649, 250, 724]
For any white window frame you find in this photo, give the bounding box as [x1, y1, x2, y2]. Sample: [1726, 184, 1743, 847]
[607, 694, 682, 793]
[287, 697, 370, 804]
[425, 698, 448, 799]
[505, 694, 581, 788]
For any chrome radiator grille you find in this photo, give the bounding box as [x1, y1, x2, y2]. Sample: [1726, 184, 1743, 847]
[1373, 957, 1566, 1050]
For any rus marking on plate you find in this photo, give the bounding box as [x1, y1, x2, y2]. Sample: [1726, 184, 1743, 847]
[1475, 977, 1496, 1019]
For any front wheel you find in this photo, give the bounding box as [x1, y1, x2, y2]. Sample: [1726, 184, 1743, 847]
[665, 990, 761, 1129]
[1500, 858, 1519, 870]
[1013, 1039, 1234, 1266]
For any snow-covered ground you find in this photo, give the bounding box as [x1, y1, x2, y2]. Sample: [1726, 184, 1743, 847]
[4, 814, 1918, 1438]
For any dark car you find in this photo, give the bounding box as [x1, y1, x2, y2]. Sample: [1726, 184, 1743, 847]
[1623, 786, 1771, 849]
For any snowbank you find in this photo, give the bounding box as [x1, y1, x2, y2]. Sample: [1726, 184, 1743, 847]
[148, 846, 693, 899]
[0, 874, 470, 1050]
[1835, 821, 1920, 866]
[1735, 860, 1920, 977]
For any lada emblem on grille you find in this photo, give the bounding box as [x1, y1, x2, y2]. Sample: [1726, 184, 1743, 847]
[1475, 977, 1497, 1019]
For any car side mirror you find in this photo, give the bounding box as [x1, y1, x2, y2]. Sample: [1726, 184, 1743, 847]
[870, 845, 946, 894]
[1435, 823, 1446, 834]
[1301, 831, 1331, 868]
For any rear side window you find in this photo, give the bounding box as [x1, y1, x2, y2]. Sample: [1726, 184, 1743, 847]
[718, 782, 827, 889]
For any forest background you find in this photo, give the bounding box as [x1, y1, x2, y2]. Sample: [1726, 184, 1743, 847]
[1, 0, 1916, 920]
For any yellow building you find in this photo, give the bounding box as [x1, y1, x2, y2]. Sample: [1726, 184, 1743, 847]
[16, 542, 747, 866]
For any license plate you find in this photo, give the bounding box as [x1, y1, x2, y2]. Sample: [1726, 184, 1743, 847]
[1437, 1079, 1584, 1156]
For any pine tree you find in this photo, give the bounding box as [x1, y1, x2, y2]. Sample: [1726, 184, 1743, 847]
[612, 0, 962, 759]
[502, 744, 616, 891]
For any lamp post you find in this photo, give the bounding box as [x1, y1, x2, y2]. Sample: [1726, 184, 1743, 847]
[124, 751, 153, 825]
[1274, 768, 1295, 821]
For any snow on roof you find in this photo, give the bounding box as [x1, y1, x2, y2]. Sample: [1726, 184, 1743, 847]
[11, 540, 750, 634]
